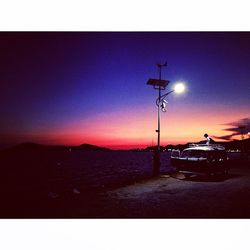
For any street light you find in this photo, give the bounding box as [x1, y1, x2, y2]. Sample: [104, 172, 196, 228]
[174, 82, 185, 93]
[147, 63, 185, 176]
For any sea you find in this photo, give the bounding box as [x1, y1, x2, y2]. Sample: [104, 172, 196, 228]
[0, 149, 172, 199]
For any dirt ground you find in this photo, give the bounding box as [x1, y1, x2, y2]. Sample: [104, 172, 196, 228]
[98, 162, 250, 218]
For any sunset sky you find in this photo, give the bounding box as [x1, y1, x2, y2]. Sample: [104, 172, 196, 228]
[0, 32, 249, 149]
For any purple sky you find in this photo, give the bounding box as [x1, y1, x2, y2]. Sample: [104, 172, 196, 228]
[0, 32, 249, 148]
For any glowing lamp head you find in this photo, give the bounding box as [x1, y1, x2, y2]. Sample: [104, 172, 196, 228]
[174, 82, 185, 93]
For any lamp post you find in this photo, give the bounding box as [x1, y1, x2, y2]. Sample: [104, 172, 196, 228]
[147, 63, 185, 176]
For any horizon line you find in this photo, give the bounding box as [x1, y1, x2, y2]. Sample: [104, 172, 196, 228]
[1, 138, 248, 151]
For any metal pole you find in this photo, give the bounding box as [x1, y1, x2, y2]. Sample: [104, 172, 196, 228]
[153, 65, 162, 176]
[158, 66, 161, 151]
[158, 88, 160, 151]
[151, 62, 167, 176]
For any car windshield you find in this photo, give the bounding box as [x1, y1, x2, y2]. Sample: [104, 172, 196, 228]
[171, 150, 180, 157]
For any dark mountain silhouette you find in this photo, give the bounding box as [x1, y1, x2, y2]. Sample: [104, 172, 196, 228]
[1, 142, 48, 153]
[144, 138, 250, 152]
[1, 142, 111, 153]
[1, 138, 249, 154]
[223, 138, 250, 151]
[73, 144, 111, 151]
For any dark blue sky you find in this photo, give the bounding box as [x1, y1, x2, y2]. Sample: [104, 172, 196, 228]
[0, 32, 249, 148]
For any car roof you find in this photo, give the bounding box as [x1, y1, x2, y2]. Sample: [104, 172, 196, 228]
[183, 147, 214, 151]
[183, 145, 225, 151]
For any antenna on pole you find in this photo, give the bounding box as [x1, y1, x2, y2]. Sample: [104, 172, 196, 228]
[157, 62, 167, 80]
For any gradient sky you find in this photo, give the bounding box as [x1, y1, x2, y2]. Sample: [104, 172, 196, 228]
[0, 32, 249, 149]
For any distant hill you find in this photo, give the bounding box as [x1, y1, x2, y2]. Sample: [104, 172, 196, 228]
[223, 138, 250, 151]
[1, 138, 249, 153]
[3, 142, 47, 151]
[72, 144, 111, 151]
[144, 138, 250, 152]
[1, 142, 111, 153]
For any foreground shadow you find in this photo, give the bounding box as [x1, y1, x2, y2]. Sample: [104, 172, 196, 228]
[183, 173, 240, 182]
[170, 171, 241, 182]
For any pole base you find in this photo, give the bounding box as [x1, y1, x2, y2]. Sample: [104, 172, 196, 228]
[153, 150, 160, 176]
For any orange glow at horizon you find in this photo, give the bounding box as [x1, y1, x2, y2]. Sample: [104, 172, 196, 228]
[19, 103, 249, 149]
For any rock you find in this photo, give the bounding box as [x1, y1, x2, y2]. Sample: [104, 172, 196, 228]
[73, 188, 80, 194]
[48, 192, 60, 199]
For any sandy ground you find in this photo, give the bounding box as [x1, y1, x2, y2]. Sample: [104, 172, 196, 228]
[100, 164, 250, 218]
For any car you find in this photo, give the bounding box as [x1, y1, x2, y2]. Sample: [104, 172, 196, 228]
[171, 144, 229, 176]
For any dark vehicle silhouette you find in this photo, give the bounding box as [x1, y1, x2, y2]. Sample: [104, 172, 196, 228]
[171, 144, 229, 176]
